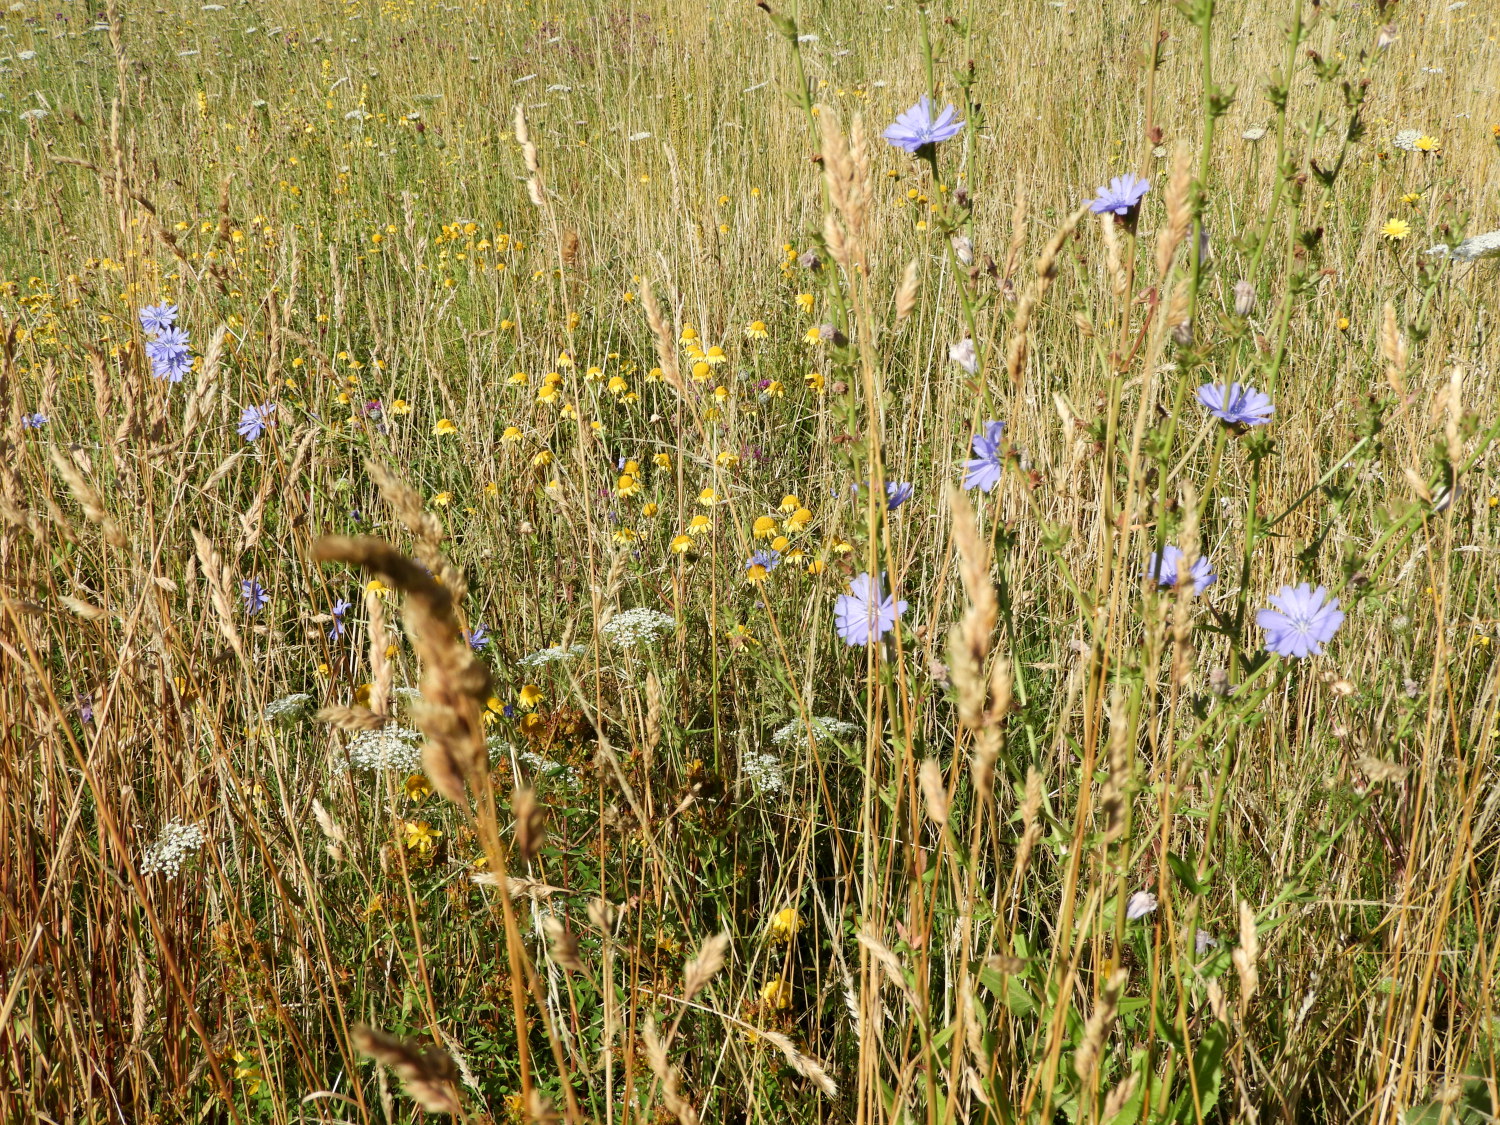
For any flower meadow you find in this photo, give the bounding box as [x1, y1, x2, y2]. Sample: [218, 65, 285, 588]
[2, 0, 1500, 1121]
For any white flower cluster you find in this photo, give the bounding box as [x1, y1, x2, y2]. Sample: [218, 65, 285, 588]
[599, 608, 676, 648]
[771, 715, 861, 747]
[519, 644, 590, 668]
[742, 751, 787, 795]
[140, 819, 206, 880]
[263, 692, 313, 719]
[343, 726, 423, 772]
[1391, 128, 1424, 151]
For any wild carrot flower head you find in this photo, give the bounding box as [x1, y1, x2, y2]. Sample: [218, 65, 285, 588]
[1257, 583, 1344, 659]
[834, 572, 907, 646]
[882, 96, 964, 154]
[1197, 382, 1274, 426]
[1086, 173, 1151, 218]
[1145, 545, 1216, 596]
[963, 420, 1006, 493]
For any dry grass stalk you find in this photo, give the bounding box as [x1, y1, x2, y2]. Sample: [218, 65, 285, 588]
[350, 1024, 460, 1115]
[1156, 141, 1194, 278]
[315, 705, 387, 732]
[1380, 302, 1408, 396]
[49, 447, 125, 547]
[644, 670, 663, 759]
[640, 281, 683, 391]
[643, 1017, 700, 1125]
[1100, 215, 1128, 299]
[512, 787, 546, 862]
[755, 1028, 839, 1096]
[894, 261, 920, 321]
[682, 931, 731, 1000]
[1014, 767, 1044, 881]
[1073, 967, 1128, 1081]
[181, 325, 225, 438]
[312, 535, 489, 805]
[190, 527, 246, 663]
[919, 759, 949, 826]
[1233, 901, 1261, 1013]
[542, 916, 585, 974]
[1099, 688, 1133, 844]
[1006, 207, 1087, 385]
[1172, 484, 1201, 686]
[366, 586, 393, 718]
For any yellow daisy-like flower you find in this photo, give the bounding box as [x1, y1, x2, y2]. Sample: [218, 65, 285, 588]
[607, 375, 630, 396]
[803, 326, 823, 346]
[744, 320, 768, 338]
[366, 578, 391, 598]
[509, 372, 530, 387]
[389, 398, 413, 415]
[585, 365, 604, 382]
[622, 459, 641, 475]
[753, 515, 778, 539]
[484, 481, 499, 496]
[715, 451, 739, 469]
[805, 371, 826, 394]
[768, 906, 802, 942]
[363, 893, 385, 918]
[616, 473, 642, 498]
[795, 292, 815, 313]
[1400, 192, 1421, 204]
[404, 773, 432, 803]
[560, 403, 578, 421]
[1337, 316, 1351, 331]
[680, 325, 698, 344]
[653, 452, 673, 469]
[537, 383, 560, 404]
[697, 487, 719, 507]
[487, 696, 506, 715]
[703, 345, 727, 365]
[684, 343, 705, 361]
[431, 491, 453, 507]
[829, 536, 854, 555]
[745, 562, 770, 584]
[402, 820, 442, 855]
[762, 380, 785, 399]
[778, 494, 801, 513]
[687, 514, 712, 535]
[806, 558, 827, 576]
[613, 527, 639, 545]
[771, 535, 790, 552]
[670, 534, 694, 554]
[532, 450, 554, 467]
[432, 417, 458, 436]
[542, 371, 563, 386]
[691, 361, 712, 383]
[713, 385, 730, 402]
[1414, 135, 1439, 152]
[642, 502, 659, 518]
[518, 683, 543, 710]
[556, 350, 575, 367]
[502, 426, 523, 443]
[725, 623, 758, 647]
[646, 367, 665, 384]
[1382, 217, 1411, 240]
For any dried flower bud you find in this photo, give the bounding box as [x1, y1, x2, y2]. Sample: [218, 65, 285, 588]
[1233, 278, 1256, 317]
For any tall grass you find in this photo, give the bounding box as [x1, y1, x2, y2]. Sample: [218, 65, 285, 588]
[2, 0, 1499, 1121]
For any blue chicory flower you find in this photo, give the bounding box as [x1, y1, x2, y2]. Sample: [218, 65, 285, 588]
[834, 572, 908, 647]
[241, 578, 269, 615]
[467, 623, 491, 650]
[328, 598, 351, 640]
[138, 303, 179, 335]
[746, 549, 781, 573]
[1257, 583, 1344, 659]
[1145, 545, 1217, 596]
[237, 403, 277, 442]
[886, 481, 914, 511]
[1087, 173, 1151, 217]
[962, 420, 1006, 493]
[1197, 381, 1274, 426]
[22, 412, 47, 429]
[882, 96, 965, 154]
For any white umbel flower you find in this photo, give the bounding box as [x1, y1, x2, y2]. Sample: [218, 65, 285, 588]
[140, 819, 206, 880]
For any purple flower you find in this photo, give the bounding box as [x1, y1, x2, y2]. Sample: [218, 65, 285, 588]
[746, 549, 781, 573]
[1145, 545, 1217, 596]
[237, 403, 276, 442]
[1197, 382, 1274, 426]
[882, 96, 964, 154]
[834, 572, 908, 647]
[78, 693, 94, 725]
[886, 481, 914, 510]
[147, 341, 193, 383]
[1086, 173, 1151, 217]
[467, 623, 491, 650]
[1257, 583, 1344, 659]
[241, 578, 269, 615]
[962, 420, 1006, 493]
[146, 325, 190, 352]
[22, 412, 47, 429]
[138, 303, 179, 334]
[328, 598, 351, 640]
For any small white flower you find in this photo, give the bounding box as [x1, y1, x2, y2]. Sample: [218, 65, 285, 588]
[263, 692, 313, 719]
[18, 49, 36, 60]
[1391, 128, 1424, 152]
[1126, 890, 1159, 921]
[742, 751, 787, 795]
[140, 819, 206, 880]
[771, 716, 860, 747]
[599, 607, 676, 649]
[519, 643, 590, 668]
[948, 338, 978, 375]
[343, 726, 423, 772]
